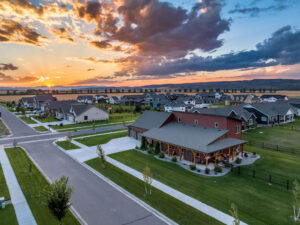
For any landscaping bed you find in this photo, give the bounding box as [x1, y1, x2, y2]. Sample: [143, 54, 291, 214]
[5, 147, 80, 225]
[75, 131, 127, 147]
[86, 158, 222, 225]
[56, 141, 80, 150]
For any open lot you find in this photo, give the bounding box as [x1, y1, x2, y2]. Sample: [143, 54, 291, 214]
[86, 158, 222, 225]
[76, 131, 128, 147]
[5, 147, 80, 225]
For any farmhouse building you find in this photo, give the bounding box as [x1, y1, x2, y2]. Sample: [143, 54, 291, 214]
[128, 111, 246, 167]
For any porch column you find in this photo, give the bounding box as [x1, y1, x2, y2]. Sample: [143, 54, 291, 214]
[205, 154, 209, 168]
[167, 144, 170, 156]
[192, 151, 197, 165]
[179, 148, 182, 161]
[228, 147, 231, 158]
[232, 148, 236, 160]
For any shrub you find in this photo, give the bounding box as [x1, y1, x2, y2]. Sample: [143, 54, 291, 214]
[224, 161, 231, 168]
[158, 152, 165, 158]
[197, 169, 201, 173]
[171, 156, 177, 162]
[147, 149, 153, 154]
[244, 152, 248, 158]
[140, 136, 146, 149]
[189, 164, 196, 170]
[253, 152, 257, 156]
[205, 168, 210, 174]
[235, 158, 242, 164]
[214, 165, 222, 173]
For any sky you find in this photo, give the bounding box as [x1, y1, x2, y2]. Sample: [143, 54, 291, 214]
[0, 0, 300, 87]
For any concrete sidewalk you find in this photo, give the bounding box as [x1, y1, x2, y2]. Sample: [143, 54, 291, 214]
[0, 146, 37, 225]
[106, 155, 247, 225]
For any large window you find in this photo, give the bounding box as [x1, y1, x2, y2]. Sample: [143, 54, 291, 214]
[235, 125, 241, 134]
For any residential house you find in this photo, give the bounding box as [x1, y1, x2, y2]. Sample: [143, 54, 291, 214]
[164, 101, 187, 112]
[128, 111, 246, 167]
[288, 98, 300, 116]
[195, 92, 221, 104]
[95, 95, 108, 103]
[47, 100, 77, 118]
[108, 96, 120, 104]
[243, 102, 295, 125]
[19, 97, 35, 108]
[260, 94, 288, 103]
[120, 95, 144, 106]
[77, 95, 94, 104]
[34, 94, 57, 111]
[67, 104, 109, 123]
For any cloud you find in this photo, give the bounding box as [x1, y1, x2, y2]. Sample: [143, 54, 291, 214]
[90, 40, 111, 49]
[134, 25, 300, 76]
[76, 1, 102, 23]
[0, 63, 18, 71]
[71, 76, 118, 85]
[50, 26, 74, 42]
[0, 19, 46, 46]
[0, 72, 38, 83]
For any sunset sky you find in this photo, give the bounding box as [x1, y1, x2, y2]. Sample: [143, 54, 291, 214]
[0, 0, 300, 87]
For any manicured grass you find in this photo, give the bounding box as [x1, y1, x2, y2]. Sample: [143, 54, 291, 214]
[109, 146, 298, 225]
[72, 128, 127, 138]
[34, 116, 58, 123]
[56, 141, 80, 150]
[86, 158, 222, 225]
[0, 204, 18, 225]
[33, 126, 48, 132]
[20, 116, 37, 124]
[5, 147, 80, 225]
[0, 164, 10, 200]
[0, 119, 10, 137]
[244, 119, 300, 149]
[75, 131, 127, 147]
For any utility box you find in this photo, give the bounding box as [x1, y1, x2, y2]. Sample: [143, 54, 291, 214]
[0, 197, 5, 209]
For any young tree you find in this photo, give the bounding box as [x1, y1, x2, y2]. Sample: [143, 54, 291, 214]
[143, 165, 152, 197]
[97, 145, 106, 168]
[28, 161, 32, 176]
[13, 139, 17, 148]
[44, 176, 73, 225]
[66, 132, 72, 148]
[229, 203, 240, 225]
[293, 180, 300, 222]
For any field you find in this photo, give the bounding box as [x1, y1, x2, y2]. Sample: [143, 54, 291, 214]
[86, 159, 222, 225]
[56, 140, 80, 150]
[0, 119, 10, 137]
[5, 147, 80, 225]
[34, 116, 58, 123]
[33, 126, 48, 132]
[76, 131, 127, 147]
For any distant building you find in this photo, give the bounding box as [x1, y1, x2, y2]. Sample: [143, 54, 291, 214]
[77, 95, 94, 104]
[260, 94, 288, 103]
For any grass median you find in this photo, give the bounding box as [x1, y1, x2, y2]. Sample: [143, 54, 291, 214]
[20, 116, 37, 124]
[56, 141, 80, 150]
[5, 147, 80, 225]
[86, 158, 222, 225]
[33, 126, 48, 132]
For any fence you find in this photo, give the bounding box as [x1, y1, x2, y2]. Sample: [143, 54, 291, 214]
[246, 141, 300, 155]
[231, 166, 290, 190]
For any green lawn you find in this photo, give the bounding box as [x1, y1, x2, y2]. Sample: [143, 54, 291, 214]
[75, 131, 128, 147]
[109, 146, 298, 225]
[243, 120, 300, 149]
[0, 164, 10, 200]
[5, 147, 80, 225]
[0, 204, 18, 225]
[33, 126, 48, 132]
[0, 119, 10, 137]
[72, 128, 127, 138]
[34, 116, 58, 123]
[86, 159, 222, 225]
[56, 141, 80, 150]
[20, 116, 37, 124]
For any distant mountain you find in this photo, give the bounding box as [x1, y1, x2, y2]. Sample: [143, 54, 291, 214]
[0, 79, 300, 90]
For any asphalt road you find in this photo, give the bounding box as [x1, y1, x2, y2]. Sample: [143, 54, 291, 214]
[0, 106, 168, 225]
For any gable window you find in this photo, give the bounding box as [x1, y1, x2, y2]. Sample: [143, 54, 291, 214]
[235, 125, 241, 134]
[84, 115, 88, 121]
[195, 119, 198, 125]
[178, 117, 181, 123]
[214, 122, 219, 128]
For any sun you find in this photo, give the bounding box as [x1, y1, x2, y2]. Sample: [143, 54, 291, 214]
[46, 83, 53, 88]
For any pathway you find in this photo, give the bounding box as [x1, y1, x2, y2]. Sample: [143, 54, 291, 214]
[0, 146, 37, 225]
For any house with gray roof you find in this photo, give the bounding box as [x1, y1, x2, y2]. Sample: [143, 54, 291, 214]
[77, 95, 94, 104]
[288, 98, 300, 116]
[128, 110, 246, 167]
[260, 94, 288, 103]
[19, 97, 35, 108]
[67, 104, 109, 123]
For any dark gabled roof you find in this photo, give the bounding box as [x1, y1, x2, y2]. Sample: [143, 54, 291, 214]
[35, 94, 56, 102]
[130, 110, 171, 130]
[71, 104, 94, 116]
[77, 95, 94, 100]
[260, 94, 287, 99]
[244, 102, 294, 117]
[142, 122, 245, 153]
[165, 100, 186, 108]
[20, 97, 35, 103]
[49, 100, 77, 111]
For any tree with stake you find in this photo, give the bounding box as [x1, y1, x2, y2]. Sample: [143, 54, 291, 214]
[293, 180, 300, 222]
[229, 203, 240, 225]
[66, 132, 72, 148]
[44, 176, 73, 225]
[97, 145, 106, 168]
[143, 165, 152, 197]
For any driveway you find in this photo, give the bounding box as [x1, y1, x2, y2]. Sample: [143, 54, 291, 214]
[21, 140, 168, 225]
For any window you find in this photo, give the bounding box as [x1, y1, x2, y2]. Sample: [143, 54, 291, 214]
[195, 119, 198, 125]
[84, 115, 88, 120]
[178, 117, 181, 123]
[214, 122, 219, 128]
[249, 118, 253, 125]
[235, 125, 241, 134]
